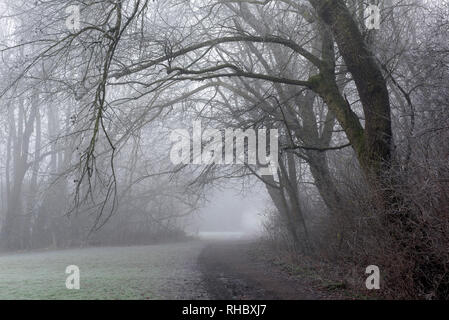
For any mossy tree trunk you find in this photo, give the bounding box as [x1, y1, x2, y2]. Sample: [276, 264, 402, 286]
[308, 0, 392, 179]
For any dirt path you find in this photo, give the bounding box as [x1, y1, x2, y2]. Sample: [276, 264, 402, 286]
[198, 240, 320, 300]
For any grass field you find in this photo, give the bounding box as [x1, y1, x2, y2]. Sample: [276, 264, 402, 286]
[0, 241, 209, 300]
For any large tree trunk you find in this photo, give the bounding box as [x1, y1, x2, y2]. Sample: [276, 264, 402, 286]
[309, 0, 392, 177]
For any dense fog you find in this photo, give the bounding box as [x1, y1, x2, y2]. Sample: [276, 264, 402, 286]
[0, 0, 448, 299]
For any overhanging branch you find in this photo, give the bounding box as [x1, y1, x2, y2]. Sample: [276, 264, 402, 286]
[111, 35, 323, 79]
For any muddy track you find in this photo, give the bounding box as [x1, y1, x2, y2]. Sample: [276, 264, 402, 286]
[198, 240, 319, 300]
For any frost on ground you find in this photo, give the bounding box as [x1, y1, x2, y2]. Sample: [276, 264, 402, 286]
[0, 241, 209, 300]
